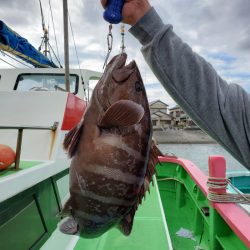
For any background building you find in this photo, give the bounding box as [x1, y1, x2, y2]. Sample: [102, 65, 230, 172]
[150, 101, 197, 130]
[150, 100, 173, 130]
[169, 105, 196, 128]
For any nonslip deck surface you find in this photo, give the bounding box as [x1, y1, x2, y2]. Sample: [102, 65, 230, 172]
[0, 161, 42, 177]
[74, 182, 170, 250]
[41, 181, 171, 250]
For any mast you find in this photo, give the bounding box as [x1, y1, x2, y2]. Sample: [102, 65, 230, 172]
[38, 0, 50, 57]
[43, 28, 49, 57]
[63, 0, 70, 92]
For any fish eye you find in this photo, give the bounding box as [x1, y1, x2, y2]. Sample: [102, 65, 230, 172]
[135, 81, 143, 92]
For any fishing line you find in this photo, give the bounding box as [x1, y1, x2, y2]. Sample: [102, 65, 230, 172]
[48, 43, 62, 67]
[120, 24, 126, 53]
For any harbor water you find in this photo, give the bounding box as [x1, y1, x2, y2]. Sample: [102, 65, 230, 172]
[158, 143, 249, 175]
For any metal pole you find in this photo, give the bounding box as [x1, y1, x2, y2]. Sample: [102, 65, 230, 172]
[63, 0, 70, 92]
[15, 129, 23, 170]
[44, 29, 49, 57]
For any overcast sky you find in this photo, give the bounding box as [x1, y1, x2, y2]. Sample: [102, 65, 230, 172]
[0, 0, 250, 107]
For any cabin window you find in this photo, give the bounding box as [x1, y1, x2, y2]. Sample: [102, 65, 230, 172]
[14, 73, 79, 94]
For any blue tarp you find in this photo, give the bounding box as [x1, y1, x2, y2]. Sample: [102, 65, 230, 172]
[0, 20, 57, 68]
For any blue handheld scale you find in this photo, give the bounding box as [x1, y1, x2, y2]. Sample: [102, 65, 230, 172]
[103, 0, 125, 24]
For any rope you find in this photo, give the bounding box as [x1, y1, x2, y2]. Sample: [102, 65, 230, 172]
[0, 50, 32, 68]
[0, 57, 17, 68]
[158, 176, 250, 204]
[207, 177, 250, 204]
[39, 0, 46, 31]
[68, 12, 87, 101]
[49, 0, 62, 67]
[49, 43, 61, 67]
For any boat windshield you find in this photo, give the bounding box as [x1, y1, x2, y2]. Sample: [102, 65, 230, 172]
[14, 74, 78, 93]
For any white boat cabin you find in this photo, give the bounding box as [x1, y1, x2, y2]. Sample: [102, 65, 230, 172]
[0, 68, 102, 162]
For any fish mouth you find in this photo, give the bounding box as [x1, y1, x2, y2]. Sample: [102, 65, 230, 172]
[117, 53, 127, 68]
[107, 53, 137, 71]
[125, 60, 136, 70]
[119, 54, 137, 71]
[107, 53, 127, 70]
[59, 217, 79, 235]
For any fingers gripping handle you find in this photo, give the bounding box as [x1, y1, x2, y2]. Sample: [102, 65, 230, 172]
[103, 0, 125, 24]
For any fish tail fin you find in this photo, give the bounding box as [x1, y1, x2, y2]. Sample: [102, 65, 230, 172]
[63, 122, 84, 158]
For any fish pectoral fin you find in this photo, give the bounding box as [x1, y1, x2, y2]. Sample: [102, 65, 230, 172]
[63, 121, 84, 158]
[119, 212, 135, 236]
[59, 217, 79, 235]
[98, 100, 144, 128]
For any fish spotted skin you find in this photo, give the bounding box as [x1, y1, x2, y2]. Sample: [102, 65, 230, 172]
[60, 53, 162, 238]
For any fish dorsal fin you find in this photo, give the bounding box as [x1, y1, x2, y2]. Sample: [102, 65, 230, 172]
[98, 100, 144, 128]
[63, 121, 84, 158]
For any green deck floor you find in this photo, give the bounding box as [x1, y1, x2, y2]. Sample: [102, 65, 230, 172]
[74, 181, 170, 250]
[0, 161, 42, 177]
[156, 162, 249, 250]
[41, 180, 171, 250]
[158, 187, 200, 249]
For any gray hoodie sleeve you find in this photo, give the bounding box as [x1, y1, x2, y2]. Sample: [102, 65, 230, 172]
[129, 8, 250, 169]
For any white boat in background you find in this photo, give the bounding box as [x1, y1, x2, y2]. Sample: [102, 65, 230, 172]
[0, 66, 102, 250]
[0, 6, 102, 248]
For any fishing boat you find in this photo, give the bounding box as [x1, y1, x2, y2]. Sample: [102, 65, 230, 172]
[1, 2, 250, 250]
[1, 70, 250, 250]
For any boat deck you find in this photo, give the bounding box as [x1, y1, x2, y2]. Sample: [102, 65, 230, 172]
[0, 161, 42, 177]
[1, 156, 249, 249]
[0, 159, 70, 203]
[157, 157, 250, 250]
[41, 179, 173, 250]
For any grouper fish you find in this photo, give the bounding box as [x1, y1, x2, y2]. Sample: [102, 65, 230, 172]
[60, 53, 162, 238]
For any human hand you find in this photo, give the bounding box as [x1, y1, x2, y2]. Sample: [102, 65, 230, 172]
[100, 0, 151, 25]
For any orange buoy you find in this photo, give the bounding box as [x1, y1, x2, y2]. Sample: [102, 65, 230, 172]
[0, 144, 16, 170]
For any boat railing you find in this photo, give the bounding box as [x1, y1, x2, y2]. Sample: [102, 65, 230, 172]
[0, 122, 58, 170]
